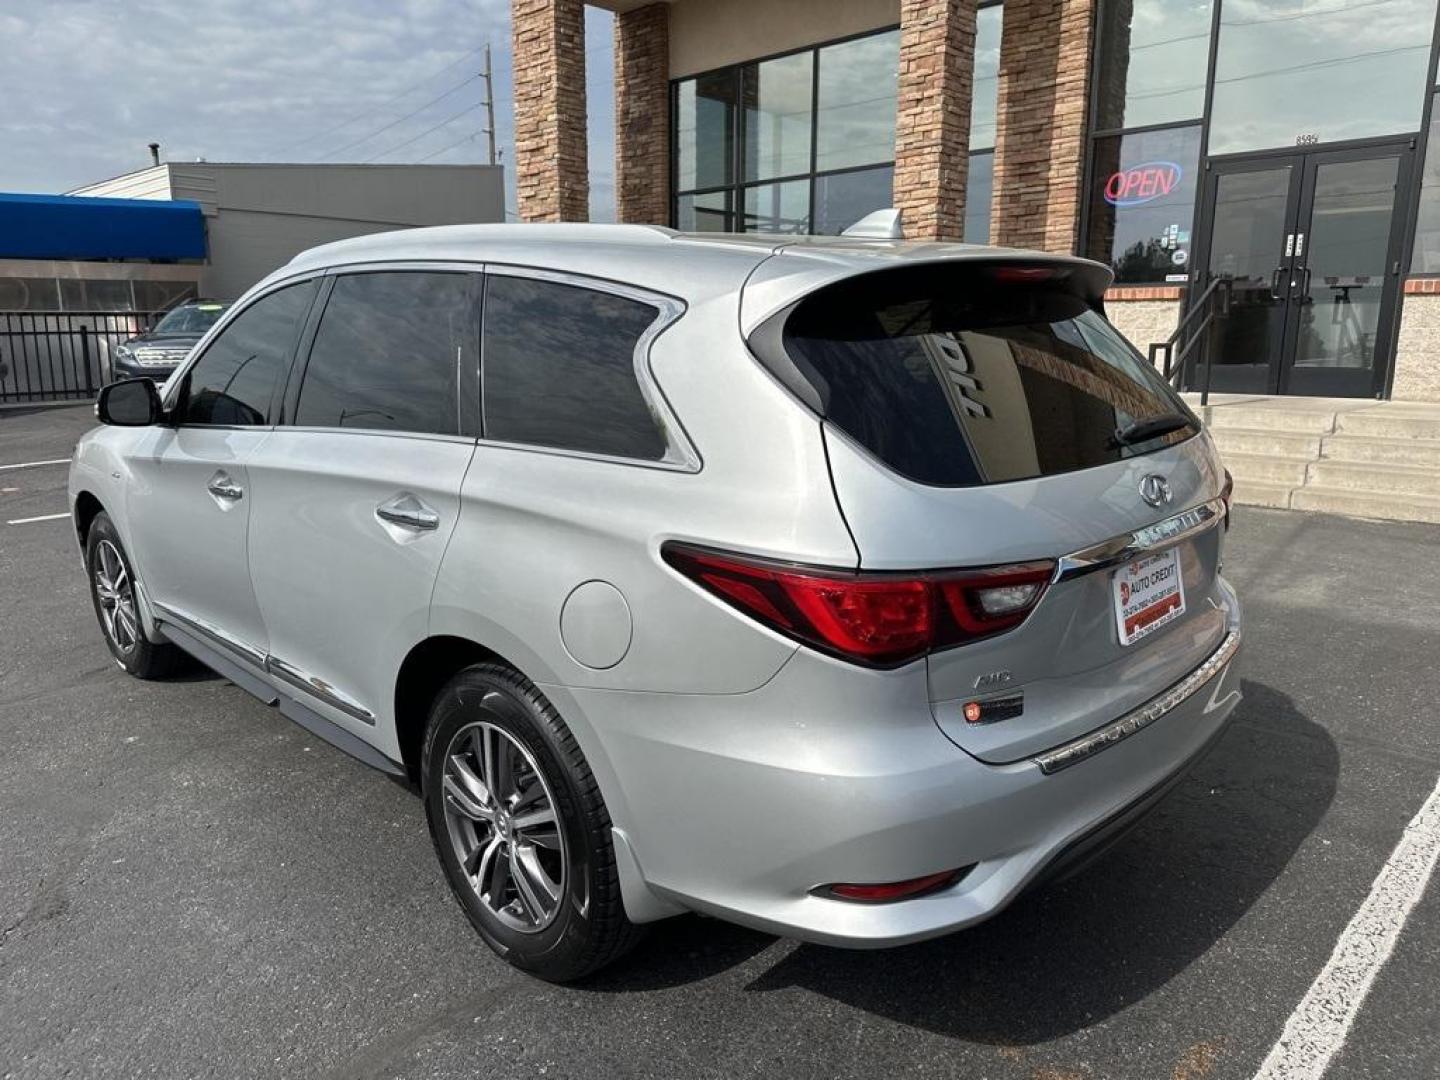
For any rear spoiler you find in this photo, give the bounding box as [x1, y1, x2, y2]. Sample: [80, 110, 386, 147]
[739, 249, 1113, 339]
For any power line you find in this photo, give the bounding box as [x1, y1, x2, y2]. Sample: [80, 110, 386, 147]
[364, 101, 484, 162]
[417, 131, 480, 163]
[268, 46, 484, 157]
[322, 72, 484, 161]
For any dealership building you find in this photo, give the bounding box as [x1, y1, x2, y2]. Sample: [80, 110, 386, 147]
[512, 0, 1440, 401]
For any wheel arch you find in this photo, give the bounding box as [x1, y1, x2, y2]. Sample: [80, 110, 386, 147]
[393, 635, 508, 788]
[73, 489, 105, 547]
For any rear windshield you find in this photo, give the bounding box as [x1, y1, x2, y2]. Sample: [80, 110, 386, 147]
[772, 264, 1197, 487]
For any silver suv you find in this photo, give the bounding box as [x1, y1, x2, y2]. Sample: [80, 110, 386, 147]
[70, 224, 1242, 981]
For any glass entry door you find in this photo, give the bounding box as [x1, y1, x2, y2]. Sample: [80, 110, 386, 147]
[1194, 144, 1411, 397]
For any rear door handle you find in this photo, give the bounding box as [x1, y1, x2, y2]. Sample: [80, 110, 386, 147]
[376, 493, 440, 531]
[207, 470, 244, 501]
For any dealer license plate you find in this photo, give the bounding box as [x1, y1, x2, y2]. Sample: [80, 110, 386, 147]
[1112, 548, 1185, 646]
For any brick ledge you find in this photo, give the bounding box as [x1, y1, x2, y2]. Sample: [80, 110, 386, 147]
[1105, 285, 1185, 302]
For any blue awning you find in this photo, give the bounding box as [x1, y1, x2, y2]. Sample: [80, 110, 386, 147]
[0, 192, 206, 260]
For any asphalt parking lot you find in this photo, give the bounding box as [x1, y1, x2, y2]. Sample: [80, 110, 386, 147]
[2, 404, 1439, 1080]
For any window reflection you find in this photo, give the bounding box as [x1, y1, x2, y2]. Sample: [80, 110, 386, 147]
[814, 166, 893, 234]
[676, 191, 733, 232]
[743, 180, 811, 233]
[1412, 94, 1440, 273]
[1208, 0, 1439, 155]
[742, 52, 813, 182]
[676, 72, 736, 191]
[971, 6, 1003, 151]
[964, 152, 995, 244]
[1094, 0, 1212, 130]
[815, 30, 900, 172]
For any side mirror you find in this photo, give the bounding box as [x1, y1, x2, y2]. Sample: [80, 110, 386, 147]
[96, 378, 163, 426]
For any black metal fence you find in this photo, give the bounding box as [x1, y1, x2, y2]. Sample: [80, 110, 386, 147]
[0, 311, 160, 403]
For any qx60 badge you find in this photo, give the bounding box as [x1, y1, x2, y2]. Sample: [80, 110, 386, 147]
[1139, 474, 1173, 509]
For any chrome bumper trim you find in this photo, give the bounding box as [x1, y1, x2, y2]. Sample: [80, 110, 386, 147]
[1055, 496, 1227, 583]
[1032, 628, 1241, 775]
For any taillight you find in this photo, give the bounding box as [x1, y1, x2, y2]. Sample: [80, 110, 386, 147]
[662, 543, 1054, 667]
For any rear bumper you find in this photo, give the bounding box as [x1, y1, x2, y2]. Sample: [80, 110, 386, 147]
[545, 582, 1243, 948]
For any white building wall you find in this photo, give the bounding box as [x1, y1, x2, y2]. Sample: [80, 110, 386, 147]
[70, 162, 505, 299]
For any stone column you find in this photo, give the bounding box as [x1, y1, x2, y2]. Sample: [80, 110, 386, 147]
[512, 0, 590, 222]
[990, 0, 1097, 253]
[614, 4, 670, 225]
[893, 0, 977, 242]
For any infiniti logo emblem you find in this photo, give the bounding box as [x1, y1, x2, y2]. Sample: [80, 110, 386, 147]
[1139, 474, 1172, 508]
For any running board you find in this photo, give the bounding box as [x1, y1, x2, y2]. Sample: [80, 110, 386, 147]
[154, 619, 405, 779]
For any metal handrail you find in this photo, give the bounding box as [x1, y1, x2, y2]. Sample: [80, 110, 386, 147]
[1147, 276, 1232, 407]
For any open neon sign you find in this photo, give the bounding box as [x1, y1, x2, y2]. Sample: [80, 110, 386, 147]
[1104, 161, 1183, 207]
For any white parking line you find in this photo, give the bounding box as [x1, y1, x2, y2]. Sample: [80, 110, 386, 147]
[1253, 772, 1440, 1080]
[6, 512, 70, 525]
[0, 458, 70, 471]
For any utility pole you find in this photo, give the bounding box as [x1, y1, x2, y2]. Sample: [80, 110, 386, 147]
[482, 42, 497, 166]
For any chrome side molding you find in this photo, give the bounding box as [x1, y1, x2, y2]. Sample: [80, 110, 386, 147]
[1032, 628, 1241, 774]
[150, 600, 375, 725]
[265, 655, 375, 724]
[151, 601, 267, 667]
[1055, 497, 1226, 583]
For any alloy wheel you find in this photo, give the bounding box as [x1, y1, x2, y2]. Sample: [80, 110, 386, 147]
[441, 720, 567, 933]
[94, 539, 139, 654]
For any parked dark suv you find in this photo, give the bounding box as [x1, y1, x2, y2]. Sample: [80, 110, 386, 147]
[112, 300, 231, 381]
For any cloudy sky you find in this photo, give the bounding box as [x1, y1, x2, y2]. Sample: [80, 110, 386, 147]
[0, 0, 617, 219]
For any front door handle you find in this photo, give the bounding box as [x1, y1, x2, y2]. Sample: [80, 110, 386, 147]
[376, 493, 440, 531]
[207, 470, 244, 502]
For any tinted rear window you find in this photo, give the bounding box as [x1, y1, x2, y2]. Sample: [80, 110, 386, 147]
[775, 265, 1197, 486]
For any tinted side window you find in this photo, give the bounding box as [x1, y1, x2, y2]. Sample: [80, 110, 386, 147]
[482, 276, 668, 460]
[180, 281, 315, 426]
[294, 272, 476, 436]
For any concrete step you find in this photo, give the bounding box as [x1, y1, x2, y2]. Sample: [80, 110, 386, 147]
[1231, 477, 1293, 509]
[1211, 427, 1323, 458]
[1305, 459, 1440, 498]
[1291, 486, 1440, 525]
[1203, 406, 1338, 434]
[1222, 451, 1312, 486]
[1322, 434, 1440, 467]
[1336, 411, 1440, 440]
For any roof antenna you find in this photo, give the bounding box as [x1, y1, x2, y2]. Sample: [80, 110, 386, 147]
[842, 207, 903, 239]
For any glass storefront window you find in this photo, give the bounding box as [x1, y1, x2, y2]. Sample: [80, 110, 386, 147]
[676, 191, 733, 232]
[1094, 0, 1212, 131]
[676, 72, 736, 192]
[673, 27, 898, 236]
[814, 166, 894, 234]
[964, 152, 994, 243]
[971, 5, 1003, 151]
[742, 52, 814, 182]
[1208, 0, 1439, 155]
[815, 30, 900, 172]
[1413, 94, 1440, 274]
[1085, 124, 1201, 283]
[743, 180, 811, 233]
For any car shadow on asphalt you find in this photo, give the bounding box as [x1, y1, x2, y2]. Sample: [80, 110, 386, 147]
[588, 680, 1337, 1044]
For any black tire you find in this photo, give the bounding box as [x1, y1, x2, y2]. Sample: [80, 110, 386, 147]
[422, 662, 643, 981]
[84, 512, 184, 679]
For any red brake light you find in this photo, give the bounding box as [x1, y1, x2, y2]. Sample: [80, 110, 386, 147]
[662, 543, 1054, 666]
[992, 266, 1059, 283]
